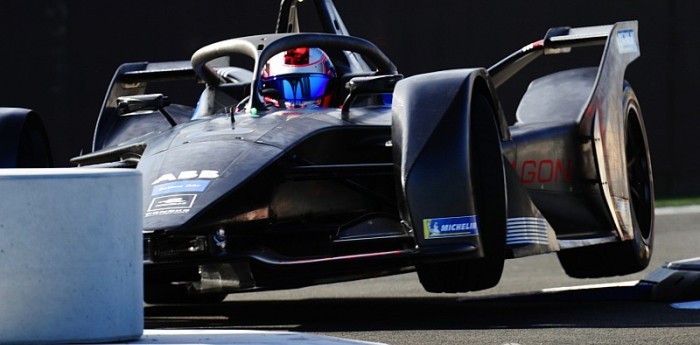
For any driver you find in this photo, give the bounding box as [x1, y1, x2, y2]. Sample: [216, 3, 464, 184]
[261, 47, 336, 108]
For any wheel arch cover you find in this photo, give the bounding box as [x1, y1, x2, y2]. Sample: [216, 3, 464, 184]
[391, 68, 507, 252]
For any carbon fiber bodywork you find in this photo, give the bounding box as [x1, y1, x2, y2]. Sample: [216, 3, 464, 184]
[1, 0, 651, 300]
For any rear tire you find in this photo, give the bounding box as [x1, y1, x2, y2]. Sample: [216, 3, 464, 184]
[416, 95, 507, 292]
[0, 108, 52, 168]
[557, 87, 653, 278]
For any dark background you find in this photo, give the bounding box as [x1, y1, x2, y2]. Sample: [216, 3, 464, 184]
[0, 1, 696, 198]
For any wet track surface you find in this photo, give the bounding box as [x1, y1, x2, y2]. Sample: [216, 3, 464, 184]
[144, 211, 700, 344]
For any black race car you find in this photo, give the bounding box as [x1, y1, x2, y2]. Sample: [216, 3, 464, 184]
[0, 0, 653, 303]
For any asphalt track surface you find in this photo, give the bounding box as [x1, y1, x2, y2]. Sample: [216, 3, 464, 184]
[144, 210, 700, 344]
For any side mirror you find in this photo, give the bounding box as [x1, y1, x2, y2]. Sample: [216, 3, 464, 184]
[341, 74, 403, 120]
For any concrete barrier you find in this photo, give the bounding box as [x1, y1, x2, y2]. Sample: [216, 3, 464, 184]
[0, 168, 143, 344]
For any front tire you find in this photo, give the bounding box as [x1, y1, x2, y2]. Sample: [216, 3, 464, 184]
[416, 95, 507, 292]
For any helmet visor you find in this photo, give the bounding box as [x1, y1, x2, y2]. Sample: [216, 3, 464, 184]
[263, 74, 330, 103]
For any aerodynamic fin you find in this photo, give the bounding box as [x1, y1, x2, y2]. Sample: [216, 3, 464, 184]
[488, 21, 636, 88]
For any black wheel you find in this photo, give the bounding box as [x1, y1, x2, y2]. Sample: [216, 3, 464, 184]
[0, 108, 52, 168]
[416, 95, 507, 292]
[17, 113, 53, 167]
[557, 87, 654, 278]
[144, 282, 227, 304]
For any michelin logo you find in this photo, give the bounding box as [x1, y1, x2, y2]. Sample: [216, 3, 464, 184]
[423, 215, 479, 239]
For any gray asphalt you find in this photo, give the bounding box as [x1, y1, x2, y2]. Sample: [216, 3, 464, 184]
[145, 210, 700, 344]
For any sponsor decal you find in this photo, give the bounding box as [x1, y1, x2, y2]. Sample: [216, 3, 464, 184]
[152, 170, 220, 185]
[145, 194, 197, 217]
[423, 215, 479, 239]
[151, 180, 211, 196]
[617, 29, 638, 54]
[511, 159, 571, 184]
[145, 208, 191, 217]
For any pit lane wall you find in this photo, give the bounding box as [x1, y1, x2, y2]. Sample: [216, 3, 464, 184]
[0, 168, 143, 343]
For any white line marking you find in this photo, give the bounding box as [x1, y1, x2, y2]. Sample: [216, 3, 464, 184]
[541, 280, 639, 293]
[655, 205, 700, 215]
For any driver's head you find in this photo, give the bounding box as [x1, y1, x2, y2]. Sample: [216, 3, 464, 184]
[261, 47, 336, 107]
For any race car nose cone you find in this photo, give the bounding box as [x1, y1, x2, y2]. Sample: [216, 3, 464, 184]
[0, 168, 143, 344]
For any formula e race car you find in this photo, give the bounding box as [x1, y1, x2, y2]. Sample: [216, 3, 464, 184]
[0, 0, 653, 303]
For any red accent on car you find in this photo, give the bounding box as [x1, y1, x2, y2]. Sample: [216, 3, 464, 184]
[513, 159, 572, 184]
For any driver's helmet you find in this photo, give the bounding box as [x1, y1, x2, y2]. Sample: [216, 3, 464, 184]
[261, 47, 336, 107]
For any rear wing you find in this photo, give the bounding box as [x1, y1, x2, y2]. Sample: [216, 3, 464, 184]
[488, 21, 640, 87]
[91, 61, 198, 151]
[95, 60, 195, 113]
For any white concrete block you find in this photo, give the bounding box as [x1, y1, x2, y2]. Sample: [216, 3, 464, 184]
[0, 168, 143, 344]
[107, 329, 388, 344]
